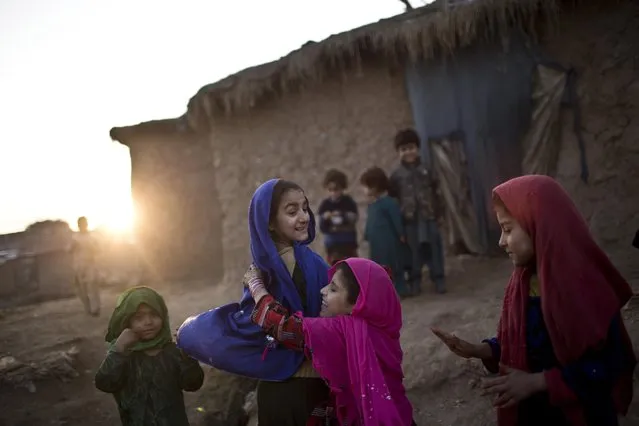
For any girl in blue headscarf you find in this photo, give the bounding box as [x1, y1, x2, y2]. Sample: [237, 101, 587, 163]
[177, 179, 329, 426]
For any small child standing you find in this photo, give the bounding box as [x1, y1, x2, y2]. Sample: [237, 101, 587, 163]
[360, 166, 409, 297]
[318, 169, 359, 265]
[390, 129, 446, 294]
[95, 286, 204, 426]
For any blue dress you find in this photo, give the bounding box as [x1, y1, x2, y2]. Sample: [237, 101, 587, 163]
[364, 195, 408, 295]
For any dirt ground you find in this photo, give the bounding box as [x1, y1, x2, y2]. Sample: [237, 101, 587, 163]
[1, 253, 638, 426]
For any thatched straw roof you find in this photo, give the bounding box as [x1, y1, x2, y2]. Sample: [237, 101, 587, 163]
[110, 118, 192, 146]
[186, 0, 565, 125]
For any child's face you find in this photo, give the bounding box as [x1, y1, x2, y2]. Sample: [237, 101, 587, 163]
[496, 206, 534, 267]
[362, 185, 377, 200]
[129, 303, 163, 341]
[326, 183, 344, 201]
[320, 269, 355, 317]
[397, 143, 420, 164]
[271, 189, 310, 245]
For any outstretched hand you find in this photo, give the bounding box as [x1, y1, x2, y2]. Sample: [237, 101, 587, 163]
[481, 365, 545, 408]
[431, 327, 479, 359]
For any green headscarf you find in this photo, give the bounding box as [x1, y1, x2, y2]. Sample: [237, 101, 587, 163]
[105, 286, 172, 352]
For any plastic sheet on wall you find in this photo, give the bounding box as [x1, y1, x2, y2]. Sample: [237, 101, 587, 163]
[431, 137, 483, 254]
[405, 35, 536, 252]
[521, 65, 567, 176]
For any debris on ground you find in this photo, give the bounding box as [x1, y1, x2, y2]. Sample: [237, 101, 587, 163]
[243, 390, 257, 426]
[0, 346, 80, 392]
[192, 367, 256, 426]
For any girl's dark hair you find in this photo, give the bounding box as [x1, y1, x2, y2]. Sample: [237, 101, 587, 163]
[394, 128, 421, 150]
[323, 169, 348, 190]
[335, 262, 360, 305]
[359, 166, 390, 193]
[269, 180, 304, 225]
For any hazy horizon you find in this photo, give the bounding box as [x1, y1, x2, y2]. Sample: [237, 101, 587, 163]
[1, 0, 413, 235]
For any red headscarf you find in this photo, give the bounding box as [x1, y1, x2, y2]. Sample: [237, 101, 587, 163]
[493, 175, 635, 425]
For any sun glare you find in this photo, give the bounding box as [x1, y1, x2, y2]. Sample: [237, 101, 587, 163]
[104, 211, 134, 235]
[101, 206, 135, 236]
[77, 143, 135, 237]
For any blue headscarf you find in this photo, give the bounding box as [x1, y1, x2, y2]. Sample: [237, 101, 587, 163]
[177, 179, 329, 381]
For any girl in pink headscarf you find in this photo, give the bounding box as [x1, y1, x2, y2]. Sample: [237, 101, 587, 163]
[245, 258, 415, 426]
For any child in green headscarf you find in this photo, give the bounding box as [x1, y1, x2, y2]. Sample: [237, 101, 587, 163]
[95, 287, 204, 426]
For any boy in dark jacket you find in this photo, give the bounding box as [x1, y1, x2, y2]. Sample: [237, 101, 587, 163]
[318, 169, 359, 265]
[389, 129, 446, 294]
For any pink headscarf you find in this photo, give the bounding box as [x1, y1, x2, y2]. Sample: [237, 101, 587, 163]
[303, 258, 414, 426]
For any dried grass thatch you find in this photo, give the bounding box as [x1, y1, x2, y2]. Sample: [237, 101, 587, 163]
[187, 0, 567, 125]
[110, 118, 192, 145]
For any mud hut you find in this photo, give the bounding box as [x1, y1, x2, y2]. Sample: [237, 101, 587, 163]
[111, 0, 639, 283]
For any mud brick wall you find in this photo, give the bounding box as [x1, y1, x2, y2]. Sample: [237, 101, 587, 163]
[545, 1, 639, 282]
[208, 64, 414, 282]
[128, 133, 224, 284]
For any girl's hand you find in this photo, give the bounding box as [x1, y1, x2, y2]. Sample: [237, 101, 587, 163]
[242, 264, 262, 287]
[243, 264, 268, 302]
[481, 366, 545, 408]
[115, 328, 139, 353]
[431, 327, 482, 359]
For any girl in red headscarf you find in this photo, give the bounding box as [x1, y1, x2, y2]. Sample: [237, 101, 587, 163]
[432, 175, 636, 425]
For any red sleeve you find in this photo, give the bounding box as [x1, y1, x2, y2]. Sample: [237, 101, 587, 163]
[544, 368, 579, 406]
[250, 295, 305, 351]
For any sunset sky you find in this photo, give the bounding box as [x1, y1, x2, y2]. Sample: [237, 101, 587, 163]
[1, 0, 412, 235]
